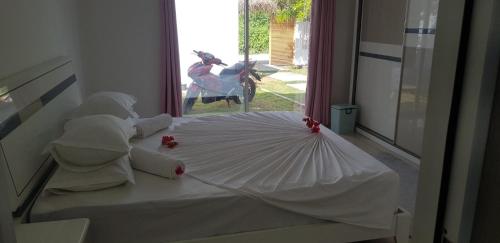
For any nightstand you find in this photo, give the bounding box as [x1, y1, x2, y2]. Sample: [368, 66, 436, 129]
[15, 218, 89, 243]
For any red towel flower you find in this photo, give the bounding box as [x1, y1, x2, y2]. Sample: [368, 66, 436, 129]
[302, 117, 314, 128]
[162, 135, 178, 148]
[303, 117, 321, 133]
[175, 165, 184, 176]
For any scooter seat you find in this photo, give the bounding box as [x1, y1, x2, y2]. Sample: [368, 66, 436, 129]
[220, 63, 245, 76]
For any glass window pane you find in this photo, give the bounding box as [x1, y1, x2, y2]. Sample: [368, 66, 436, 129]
[247, 0, 311, 113]
[176, 0, 244, 116]
[177, 0, 311, 116]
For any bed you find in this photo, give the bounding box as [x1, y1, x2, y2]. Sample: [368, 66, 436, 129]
[0, 57, 411, 243]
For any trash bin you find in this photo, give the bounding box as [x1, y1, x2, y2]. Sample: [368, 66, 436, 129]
[331, 104, 359, 134]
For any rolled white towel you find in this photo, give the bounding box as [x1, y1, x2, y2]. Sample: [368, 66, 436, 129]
[135, 113, 173, 138]
[130, 146, 185, 179]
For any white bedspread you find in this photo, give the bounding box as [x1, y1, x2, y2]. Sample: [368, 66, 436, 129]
[135, 112, 399, 229]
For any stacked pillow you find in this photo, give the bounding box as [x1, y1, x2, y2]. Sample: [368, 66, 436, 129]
[49, 115, 135, 172]
[45, 156, 135, 194]
[69, 91, 139, 120]
[45, 92, 140, 193]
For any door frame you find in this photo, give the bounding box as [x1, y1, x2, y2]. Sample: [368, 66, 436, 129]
[413, 0, 500, 242]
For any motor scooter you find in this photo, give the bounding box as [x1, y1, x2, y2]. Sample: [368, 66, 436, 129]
[183, 50, 261, 113]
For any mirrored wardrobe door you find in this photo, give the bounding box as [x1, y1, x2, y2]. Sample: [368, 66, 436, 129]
[354, 0, 408, 142]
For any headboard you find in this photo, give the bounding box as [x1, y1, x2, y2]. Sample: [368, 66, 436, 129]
[0, 57, 82, 215]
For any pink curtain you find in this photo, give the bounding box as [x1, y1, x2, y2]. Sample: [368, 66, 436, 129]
[305, 0, 335, 127]
[160, 0, 182, 117]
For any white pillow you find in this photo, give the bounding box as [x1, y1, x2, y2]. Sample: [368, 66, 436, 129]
[70, 91, 139, 120]
[64, 114, 137, 139]
[45, 156, 135, 193]
[49, 115, 135, 172]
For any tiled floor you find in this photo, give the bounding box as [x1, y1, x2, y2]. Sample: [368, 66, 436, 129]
[358, 238, 395, 243]
[342, 132, 419, 243]
[342, 132, 419, 214]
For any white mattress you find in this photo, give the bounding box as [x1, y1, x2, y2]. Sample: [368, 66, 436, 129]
[31, 113, 399, 243]
[31, 170, 324, 243]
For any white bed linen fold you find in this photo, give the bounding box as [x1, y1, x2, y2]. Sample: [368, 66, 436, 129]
[134, 112, 399, 229]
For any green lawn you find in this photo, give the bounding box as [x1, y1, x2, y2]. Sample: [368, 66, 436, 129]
[184, 78, 305, 116]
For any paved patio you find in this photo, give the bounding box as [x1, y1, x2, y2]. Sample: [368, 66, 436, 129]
[266, 69, 307, 92]
[268, 72, 307, 82]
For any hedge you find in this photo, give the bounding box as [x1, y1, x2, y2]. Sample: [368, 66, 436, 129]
[239, 12, 270, 54]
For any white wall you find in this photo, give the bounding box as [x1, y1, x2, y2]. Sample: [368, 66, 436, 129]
[0, 0, 83, 84]
[78, 0, 162, 117]
[0, 0, 167, 117]
[332, 0, 356, 105]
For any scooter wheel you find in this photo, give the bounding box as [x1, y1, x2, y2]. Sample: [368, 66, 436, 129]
[183, 97, 197, 114]
[247, 78, 257, 102]
[183, 87, 200, 114]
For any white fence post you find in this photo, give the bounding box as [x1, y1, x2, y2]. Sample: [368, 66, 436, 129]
[293, 21, 310, 66]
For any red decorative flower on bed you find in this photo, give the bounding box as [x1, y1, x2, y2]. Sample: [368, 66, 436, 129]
[162, 135, 178, 148]
[175, 165, 184, 176]
[303, 117, 321, 133]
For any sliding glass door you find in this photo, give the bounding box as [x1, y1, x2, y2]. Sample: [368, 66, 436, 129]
[176, 0, 311, 116]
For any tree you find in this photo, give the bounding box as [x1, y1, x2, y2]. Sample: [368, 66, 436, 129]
[242, 0, 312, 23]
[238, 0, 312, 54]
[274, 0, 312, 23]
